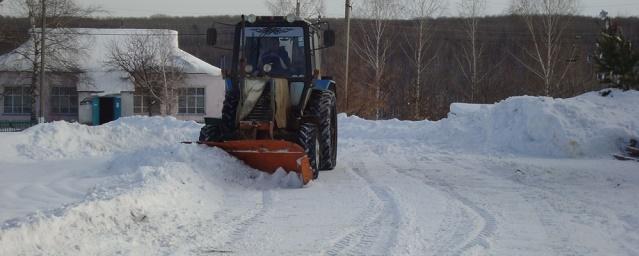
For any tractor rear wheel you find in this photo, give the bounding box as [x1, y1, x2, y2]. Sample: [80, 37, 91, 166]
[298, 122, 320, 179]
[305, 90, 337, 170]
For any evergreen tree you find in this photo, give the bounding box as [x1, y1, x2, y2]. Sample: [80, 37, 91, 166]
[594, 17, 639, 91]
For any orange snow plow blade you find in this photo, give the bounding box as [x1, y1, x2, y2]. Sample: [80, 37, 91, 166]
[200, 140, 314, 185]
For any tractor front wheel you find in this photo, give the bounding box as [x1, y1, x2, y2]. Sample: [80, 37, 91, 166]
[298, 122, 320, 179]
[199, 124, 218, 142]
[305, 90, 338, 170]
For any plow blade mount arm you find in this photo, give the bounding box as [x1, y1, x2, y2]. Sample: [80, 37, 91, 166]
[201, 140, 314, 185]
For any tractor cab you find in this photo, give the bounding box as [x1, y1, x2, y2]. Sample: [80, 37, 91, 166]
[241, 24, 309, 79]
[209, 15, 335, 119]
[209, 15, 335, 82]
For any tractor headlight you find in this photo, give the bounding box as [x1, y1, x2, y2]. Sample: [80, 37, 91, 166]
[286, 14, 296, 23]
[244, 64, 254, 73]
[247, 14, 257, 23]
[263, 64, 272, 73]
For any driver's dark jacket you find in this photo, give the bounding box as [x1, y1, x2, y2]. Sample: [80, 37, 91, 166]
[259, 47, 291, 75]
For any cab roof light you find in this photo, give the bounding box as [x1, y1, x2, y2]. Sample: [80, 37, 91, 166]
[247, 14, 257, 23]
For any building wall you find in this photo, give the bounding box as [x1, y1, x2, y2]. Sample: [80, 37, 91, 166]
[121, 92, 134, 118]
[1, 71, 225, 124]
[0, 72, 78, 122]
[78, 92, 93, 124]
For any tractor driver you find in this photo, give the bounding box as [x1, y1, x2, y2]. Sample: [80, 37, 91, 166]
[258, 37, 291, 75]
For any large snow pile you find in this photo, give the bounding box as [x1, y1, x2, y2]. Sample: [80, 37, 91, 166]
[15, 116, 201, 160]
[0, 144, 262, 255]
[341, 89, 639, 158]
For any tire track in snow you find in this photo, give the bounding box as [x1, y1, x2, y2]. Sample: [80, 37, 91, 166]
[498, 162, 589, 255]
[199, 190, 273, 254]
[392, 166, 497, 256]
[325, 165, 401, 256]
[427, 199, 475, 256]
[516, 190, 583, 255]
[226, 190, 273, 245]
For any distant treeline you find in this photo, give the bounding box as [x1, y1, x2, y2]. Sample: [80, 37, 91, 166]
[1, 15, 638, 120]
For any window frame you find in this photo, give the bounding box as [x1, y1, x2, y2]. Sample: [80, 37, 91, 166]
[50, 87, 78, 116]
[133, 91, 151, 115]
[178, 87, 206, 115]
[2, 86, 33, 115]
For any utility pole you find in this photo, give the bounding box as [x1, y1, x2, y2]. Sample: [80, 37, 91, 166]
[39, 0, 46, 123]
[0, 0, 5, 42]
[295, 0, 301, 17]
[344, 0, 351, 111]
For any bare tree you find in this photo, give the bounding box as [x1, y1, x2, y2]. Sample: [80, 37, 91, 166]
[106, 33, 185, 116]
[402, 0, 443, 119]
[509, 0, 580, 96]
[8, 0, 99, 121]
[353, 0, 400, 120]
[455, 0, 488, 103]
[265, 0, 326, 19]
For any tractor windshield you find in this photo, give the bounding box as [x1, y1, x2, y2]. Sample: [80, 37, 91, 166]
[242, 27, 306, 78]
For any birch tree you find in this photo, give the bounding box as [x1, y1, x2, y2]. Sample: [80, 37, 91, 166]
[402, 0, 443, 119]
[8, 0, 99, 121]
[353, 0, 400, 120]
[265, 0, 326, 19]
[509, 0, 580, 96]
[106, 33, 185, 116]
[456, 0, 487, 103]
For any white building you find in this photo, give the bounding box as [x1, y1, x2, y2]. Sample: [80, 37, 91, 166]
[0, 29, 224, 125]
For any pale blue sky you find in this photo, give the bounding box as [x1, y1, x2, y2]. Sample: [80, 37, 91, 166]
[1, 0, 638, 17]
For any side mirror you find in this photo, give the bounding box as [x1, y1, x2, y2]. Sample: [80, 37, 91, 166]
[206, 28, 218, 46]
[323, 30, 335, 48]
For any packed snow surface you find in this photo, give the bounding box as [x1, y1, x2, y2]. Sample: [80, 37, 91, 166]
[1, 89, 638, 255]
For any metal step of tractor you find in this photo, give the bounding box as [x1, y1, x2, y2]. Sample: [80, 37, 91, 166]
[626, 146, 639, 157]
[614, 154, 639, 162]
[613, 139, 639, 162]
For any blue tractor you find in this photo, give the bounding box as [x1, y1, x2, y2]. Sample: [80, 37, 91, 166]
[199, 15, 338, 184]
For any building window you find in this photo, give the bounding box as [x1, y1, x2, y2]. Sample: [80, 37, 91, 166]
[134, 92, 151, 115]
[178, 88, 205, 114]
[3, 87, 32, 115]
[50, 87, 78, 115]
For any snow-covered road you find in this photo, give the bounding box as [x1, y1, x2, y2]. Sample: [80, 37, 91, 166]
[1, 90, 638, 255]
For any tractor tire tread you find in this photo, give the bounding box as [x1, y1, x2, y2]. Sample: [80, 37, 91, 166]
[298, 122, 319, 178]
[305, 90, 337, 170]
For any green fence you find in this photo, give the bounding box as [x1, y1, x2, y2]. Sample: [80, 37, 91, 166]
[0, 120, 37, 132]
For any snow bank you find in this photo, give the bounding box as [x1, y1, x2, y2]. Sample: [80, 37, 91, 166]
[16, 116, 201, 160]
[0, 142, 303, 255]
[0, 145, 224, 255]
[341, 89, 639, 158]
[19, 89, 637, 161]
[6, 88, 637, 161]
